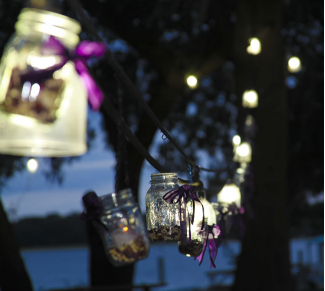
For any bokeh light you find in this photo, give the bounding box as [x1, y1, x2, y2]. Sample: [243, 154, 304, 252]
[288, 56, 302, 73]
[247, 38, 261, 55]
[232, 135, 241, 146]
[27, 158, 38, 173]
[186, 75, 198, 88]
[242, 90, 258, 108]
[217, 184, 241, 207]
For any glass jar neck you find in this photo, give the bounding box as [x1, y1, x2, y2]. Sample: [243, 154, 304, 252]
[150, 173, 178, 186]
[99, 189, 134, 211]
[15, 8, 81, 49]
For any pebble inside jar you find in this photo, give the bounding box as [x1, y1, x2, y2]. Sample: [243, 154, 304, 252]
[146, 173, 181, 241]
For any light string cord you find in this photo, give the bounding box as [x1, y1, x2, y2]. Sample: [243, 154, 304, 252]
[161, 132, 168, 172]
[114, 77, 130, 192]
[67, 0, 220, 174]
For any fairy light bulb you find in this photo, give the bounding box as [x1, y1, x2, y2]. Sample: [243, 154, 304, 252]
[27, 158, 38, 173]
[288, 56, 301, 73]
[232, 135, 241, 146]
[237, 143, 250, 157]
[242, 90, 258, 108]
[234, 142, 252, 163]
[247, 38, 261, 55]
[186, 75, 198, 88]
[217, 183, 241, 207]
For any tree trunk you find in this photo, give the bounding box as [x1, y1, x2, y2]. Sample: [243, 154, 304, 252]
[86, 221, 134, 290]
[0, 198, 33, 291]
[232, 1, 293, 290]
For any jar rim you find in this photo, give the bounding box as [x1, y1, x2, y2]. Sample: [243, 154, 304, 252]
[151, 173, 178, 178]
[99, 188, 133, 201]
[15, 8, 81, 48]
[18, 8, 81, 34]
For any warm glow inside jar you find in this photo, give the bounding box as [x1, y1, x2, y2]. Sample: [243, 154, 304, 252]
[178, 206, 207, 258]
[146, 173, 182, 241]
[0, 8, 87, 157]
[99, 189, 150, 267]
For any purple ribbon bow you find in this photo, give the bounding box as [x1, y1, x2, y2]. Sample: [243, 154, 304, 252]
[40, 36, 106, 110]
[80, 191, 108, 231]
[195, 224, 221, 268]
[163, 185, 205, 241]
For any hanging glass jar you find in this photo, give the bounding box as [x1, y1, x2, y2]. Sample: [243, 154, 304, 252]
[178, 190, 206, 257]
[196, 190, 216, 226]
[178, 213, 207, 258]
[0, 8, 87, 157]
[211, 202, 221, 224]
[146, 173, 183, 241]
[98, 189, 150, 267]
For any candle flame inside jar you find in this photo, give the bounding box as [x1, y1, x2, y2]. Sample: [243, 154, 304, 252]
[122, 226, 128, 232]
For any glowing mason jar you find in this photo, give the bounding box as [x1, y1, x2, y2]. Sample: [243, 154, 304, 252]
[0, 8, 87, 157]
[146, 173, 182, 241]
[98, 189, 150, 266]
[178, 197, 206, 257]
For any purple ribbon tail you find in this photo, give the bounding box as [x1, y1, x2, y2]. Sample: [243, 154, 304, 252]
[74, 59, 104, 111]
[208, 238, 218, 268]
[196, 224, 221, 268]
[195, 238, 207, 266]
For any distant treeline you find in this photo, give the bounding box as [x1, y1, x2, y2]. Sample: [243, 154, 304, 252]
[13, 213, 88, 248]
[11, 202, 323, 248]
[12, 213, 148, 248]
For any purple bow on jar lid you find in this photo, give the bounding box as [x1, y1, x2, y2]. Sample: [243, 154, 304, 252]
[40, 36, 107, 111]
[195, 224, 221, 268]
[80, 191, 108, 231]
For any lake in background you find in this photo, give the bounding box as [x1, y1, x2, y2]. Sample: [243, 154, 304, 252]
[22, 237, 324, 291]
[22, 241, 241, 291]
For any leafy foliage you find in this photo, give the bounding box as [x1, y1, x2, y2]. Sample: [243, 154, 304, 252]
[0, 0, 322, 233]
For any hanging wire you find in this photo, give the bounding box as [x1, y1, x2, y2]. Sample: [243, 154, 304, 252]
[67, 0, 220, 174]
[161, 131, 168, 172]
[114, 81, 130, 192]
[187, 164, 193, 185]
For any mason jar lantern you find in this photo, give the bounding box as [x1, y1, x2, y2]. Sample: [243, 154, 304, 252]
[98, 189, 150, 266]
[146, 173, 184, 241]
[0, 8, 87, 157]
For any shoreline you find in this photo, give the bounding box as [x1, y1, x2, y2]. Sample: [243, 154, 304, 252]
[21, 244, 88, 251]
[20, 239, 242, 252]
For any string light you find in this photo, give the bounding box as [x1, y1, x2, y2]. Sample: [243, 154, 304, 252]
[232, 135, 241, 146]
[186, 75, 198, 88]
[217, 183, 241, 208]
[234, 142, 252, 163]
[247, 38, 261, 55]
[288, 56, 301, 73]
[242, 90, 258, 108]
[27, 158, 38, 173]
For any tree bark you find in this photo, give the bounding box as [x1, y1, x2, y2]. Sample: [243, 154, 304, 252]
[86, 221, 134, 290]
[0, 198, 33, 291]
[232, 1, 293, 290]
